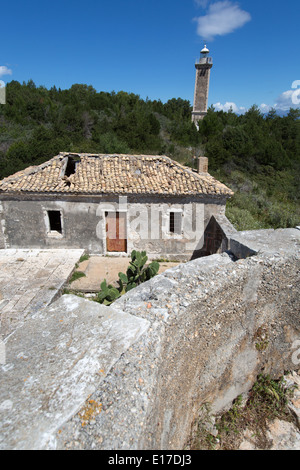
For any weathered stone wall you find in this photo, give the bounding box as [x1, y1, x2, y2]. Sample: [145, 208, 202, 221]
[51, 228, 300, 450]
[0, 195, 227, 259]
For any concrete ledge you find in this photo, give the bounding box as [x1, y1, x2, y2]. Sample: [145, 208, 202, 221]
[230, 228, 300, 259]
[0, 295, 149, 450]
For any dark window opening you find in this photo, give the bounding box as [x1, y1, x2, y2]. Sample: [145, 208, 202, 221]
[169, 212, 181, 234]
[48, 210, 62, 233]
[64, 155, 80, 177]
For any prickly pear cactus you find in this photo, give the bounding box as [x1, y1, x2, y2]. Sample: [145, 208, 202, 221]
[125, 251, 159, 291]
[96, 251, 160, 304]
[97, 279, 121, 305]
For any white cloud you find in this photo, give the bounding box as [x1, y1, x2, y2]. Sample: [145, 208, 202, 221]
[213, 101, 246, 114]
[194, 0, 210, 8]
[0, 66, 12, 78]
[259, 86, 300, 115]
[274, 89, 299, 111]
[259, 103, 272, 114]
[194, 1, 251, 41]
[213, 84, 300, 117]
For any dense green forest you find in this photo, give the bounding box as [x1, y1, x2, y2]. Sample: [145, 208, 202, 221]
[0, 80, 299, 230]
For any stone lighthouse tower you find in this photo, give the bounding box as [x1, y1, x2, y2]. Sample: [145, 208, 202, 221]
[191, 45, 213, 126]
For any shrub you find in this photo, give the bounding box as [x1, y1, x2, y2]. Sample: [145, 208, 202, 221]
[225, 206, 265, 231]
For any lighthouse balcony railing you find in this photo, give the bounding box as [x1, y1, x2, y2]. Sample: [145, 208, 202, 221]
[196, 57, 213, 65]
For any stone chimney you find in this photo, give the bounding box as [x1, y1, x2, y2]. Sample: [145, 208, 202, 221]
[197, 156, 208, 173]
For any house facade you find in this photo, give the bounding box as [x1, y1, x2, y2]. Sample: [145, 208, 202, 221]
[0, 153, 234, 260]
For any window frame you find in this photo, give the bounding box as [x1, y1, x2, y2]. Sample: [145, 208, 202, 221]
[167, 209, 183, 236]
[44, 209, 64, 238]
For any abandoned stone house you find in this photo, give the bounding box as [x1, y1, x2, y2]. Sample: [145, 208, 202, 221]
[0, 153, 234, 259]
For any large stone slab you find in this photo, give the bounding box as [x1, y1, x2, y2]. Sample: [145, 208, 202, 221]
[0, 294, 149, 450]
[0, 249, 85, 338]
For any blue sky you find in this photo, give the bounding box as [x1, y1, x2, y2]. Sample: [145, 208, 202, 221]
[1, 0, 300, 114]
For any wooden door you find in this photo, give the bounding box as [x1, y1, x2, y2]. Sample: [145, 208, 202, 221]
[106, 212, 127, 252]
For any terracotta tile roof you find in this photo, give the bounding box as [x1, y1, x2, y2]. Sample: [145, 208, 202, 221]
[0, 153, 233, 197]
